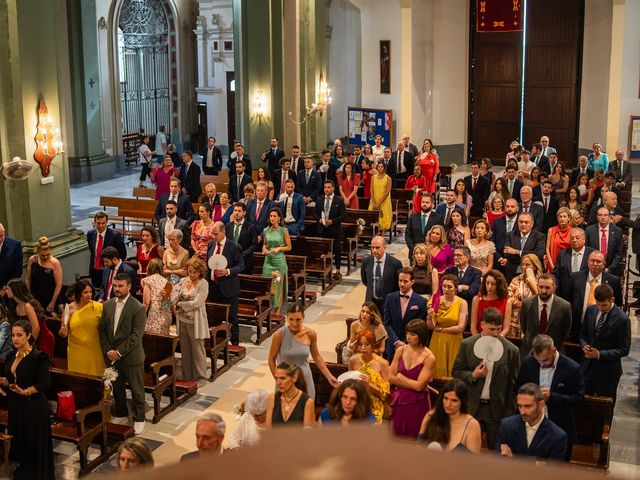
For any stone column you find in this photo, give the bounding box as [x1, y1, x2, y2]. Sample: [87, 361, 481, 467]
[0, 0, 87, 281]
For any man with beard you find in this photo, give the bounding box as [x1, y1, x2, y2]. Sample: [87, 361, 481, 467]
[405, 194, 443, 262]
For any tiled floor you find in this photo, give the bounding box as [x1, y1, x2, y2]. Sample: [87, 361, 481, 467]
[37, 167, 640, 478]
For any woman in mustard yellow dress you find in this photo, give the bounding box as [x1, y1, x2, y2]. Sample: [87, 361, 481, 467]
[368, 161, 393, 232]
[427, 274, 467, 377]
[348, 330, 390, 423]
[60, 279, 106, 376]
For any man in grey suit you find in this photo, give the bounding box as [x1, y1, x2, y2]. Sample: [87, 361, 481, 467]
[98, 273, 147, 434]
[361, 236, 403, 315]
[158, 200, 190, 249]
[519, 274, 572, 359]
[453, 307, 520, 450]
[608, 150, 632, 189]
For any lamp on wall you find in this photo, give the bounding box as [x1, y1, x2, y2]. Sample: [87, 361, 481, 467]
[288, 73, 332, 125]
[33, 96, 63, 177]
[253, 89, 265, 125]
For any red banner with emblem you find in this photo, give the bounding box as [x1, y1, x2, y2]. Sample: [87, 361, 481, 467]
[476, 0, 523, 32]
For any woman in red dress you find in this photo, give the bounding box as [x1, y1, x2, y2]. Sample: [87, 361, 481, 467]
[137, 227, 163, 274]
[405, 165, 428, 213]
[470, 270, 512, 336]
[545, 207, 572, 272]
[417, 139, 440, 194]
[361, 158, 376, 199]
[337, 163, 361, 209]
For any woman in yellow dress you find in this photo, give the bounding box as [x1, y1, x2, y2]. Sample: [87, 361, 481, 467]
[60, 279, 106, 376]
[348, 330, 390, 423]
[368, 161, 393, 232]
[427, 274, 467, 377]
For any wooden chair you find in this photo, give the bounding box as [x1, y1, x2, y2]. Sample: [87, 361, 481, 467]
[142, 334, 178, 423]
[290, 236, 335, 294]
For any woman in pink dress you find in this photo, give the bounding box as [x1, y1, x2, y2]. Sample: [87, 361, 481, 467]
[417, 139, 440, 194]
[337, 163, 361, 209]
[405, 165, 428, 213]
[426, 225, 454, 275]
[151, 155, 178, 199]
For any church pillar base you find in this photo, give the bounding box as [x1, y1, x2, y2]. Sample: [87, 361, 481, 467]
[22, 228, 89, 284]
[68, 153, 117, 185]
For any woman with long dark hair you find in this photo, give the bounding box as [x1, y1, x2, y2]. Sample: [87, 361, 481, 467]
[319, 379, 377, 425]
[262, 207, 291, 314]
[418, 379, 481, 452]
[265, 361, 315, 427]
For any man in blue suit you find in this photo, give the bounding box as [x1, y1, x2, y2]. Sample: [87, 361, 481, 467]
[434, 189, 463, 227]
[445, 246, 481, 314]
[497, 383, 568, 461]
[296, 157, 322, 206]
[97, 247, 137, 301]
[207, 222, 245, 345]
[87, 212, 127, 288]
[276, 179, 305, 236]
[228, 161, 253, 203]
[0, 223, 23, 303]
[579, 284, 631, 404]
[504, 165, 523, 203]
[246, 182, 275, 242]
[515, 335, 584, 460]
[383, 267, 427, 360]
[155, 178, 196, 225]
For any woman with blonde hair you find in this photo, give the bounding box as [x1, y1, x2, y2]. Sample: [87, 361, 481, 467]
[411, 244, 439, 299]
[545, 207, 572, 272]
[466, 219, 496, 276]
[26, 236, 63, 315]
[344, 302, 387, 361]
[427, 225, 454, 275]
[507, 253, 543, 338]
[117, 437, 154, 472]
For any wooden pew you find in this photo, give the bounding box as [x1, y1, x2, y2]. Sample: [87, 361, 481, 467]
[205, 302, 235, 380]
[344, 208, 380, 246]
[45, 317, 68, 370]
[251, 254, 308, 309]
[238, 274, 277, 345]
[341, 223, 360, 275]
[290, 236, 335, 294]
[132, 187, 157, 199]
[358, 198, 398, 243]
[335, 317, 357, 364]
[0, 368, 109, 476]
[143, 334, 178, 423]
[391, 188, 415, 224]
[571, 395, 613, 470]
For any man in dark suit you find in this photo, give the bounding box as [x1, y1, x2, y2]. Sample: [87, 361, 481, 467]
[518, 186, 544, 232]
[464, 162, 490, 219]
[297, 157, 322, 206]
[289, 145, 305, 173]
[519, 274, 572, 359]
[206, 222, 245, 345]
[98, 273, 147, 434]
[260, 137, 285, 177]
[539, 180, 560, 231]
[570, 155, 594, 186]
[435, 190, 463, 228]
[453, 307, 520, 450]
[446, 246, 481, 314]
[496, 383, 568, 461]
[516, 334, 585, 460]
[609, 149, 632, 189]
[155, 178, 196, 225]
[402, 134, 420, 158]
[387, 141, 415, 188]
[201, 136, 223, 175]
[570, 251, 622, 340]
[87, 212, 126, 288]
[272, 158, 298, 196]
[228, 161, 253, 203]
[579, 284, 631, 404]
[97, 247, 137, 301]
[382, 268, 427, 360]
[0, 223, 23, 302]
[501, 212, 546, 282]
[530, 143, 550, 175]
[158, 201, 190, 249]
[179, 150, 202, 202]
[585, 208, 624, 275]
[405, 194, 444, 262]
[225, 203, 257, 274]
[315, 180, 346, 279]
[552, 227, 595, 301]
[353, 145, 365, 171]
[586, 190, 623, 225]
[201, 183, 220, 210]
[276, 179, 306, 236]
[361, 236, 403, 315]
[228, 143, 252, 177]
[246, 182, 275, 241]
[316, 150, 337, 185]
[492, 198, 519, 270]
[180, 413, 226, 461]
[504, 165, 524, 203]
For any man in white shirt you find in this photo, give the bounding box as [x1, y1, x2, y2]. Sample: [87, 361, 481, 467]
[289, 145, 304, 173]
[138, 135, 153, 187]
[517, 150, 535, 180]
[497, 383, 568, 461]
[276, 179, 305, 236]
[540, 135, 557, 158]
[155, 126, 168, 163]
[552, 227, 595, 301]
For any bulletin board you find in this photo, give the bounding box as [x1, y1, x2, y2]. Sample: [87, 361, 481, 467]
[347, 107, 393, 147]
[629, 115, 640, 158]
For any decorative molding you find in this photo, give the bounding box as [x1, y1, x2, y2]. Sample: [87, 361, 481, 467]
[195, 87, 224, 94]
[98, 16, 108, 30]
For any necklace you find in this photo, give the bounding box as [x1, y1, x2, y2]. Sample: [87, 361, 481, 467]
[142, 244, 153, 259]
[281, 389, 300, 413]
[16, 347, 32, 360]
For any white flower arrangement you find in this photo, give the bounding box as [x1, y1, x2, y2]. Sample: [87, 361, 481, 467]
[356, 218, 366, 235]
[102, 366, 119, 391]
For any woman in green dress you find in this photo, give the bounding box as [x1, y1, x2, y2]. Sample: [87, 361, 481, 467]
[262, 207, 292, 314]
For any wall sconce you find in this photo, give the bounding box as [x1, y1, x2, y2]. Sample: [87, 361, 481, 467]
[288, 73, 332, 125]
[33, 96, 63, 177]
[253, 89, 265, 125]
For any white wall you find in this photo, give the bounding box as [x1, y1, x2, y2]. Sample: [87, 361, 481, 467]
[618, 0, 640, 157]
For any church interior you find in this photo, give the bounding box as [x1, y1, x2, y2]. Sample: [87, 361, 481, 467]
[1, 0, 640, 478]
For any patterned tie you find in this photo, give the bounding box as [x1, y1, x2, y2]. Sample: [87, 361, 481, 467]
[374, 261, 382, 299]
[595, 312, 606, 336]
[445, 207, 452, 225]
[600, 229, 607, 256]
[524, 204, 529, 213]
[95, 233, 103, 270]
[539, 303, 548, 333]
[572, 252, 580, 273]
[256, 201, 262, 221]
[324, 196, 331, 217]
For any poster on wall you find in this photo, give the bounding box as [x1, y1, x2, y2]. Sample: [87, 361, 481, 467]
[347, 107, 393, 147]
[380, 40, 390, 94]
[629, 116, 640, 158]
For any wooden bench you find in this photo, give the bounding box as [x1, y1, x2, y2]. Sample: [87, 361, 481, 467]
[238, 274, 277, 345]
[341, 223, 360, 275]
[142, 334, 178, 423]
[357, 198, 399, 243]
[290, 236, 335, 294]
[132, 187, 157, 199]
[251, 254, 308, 309]
[571, 395, 613, 470]
[205, 302, 236, 380]
[344, 208, 380, 246]
[391, 188, 415, 224]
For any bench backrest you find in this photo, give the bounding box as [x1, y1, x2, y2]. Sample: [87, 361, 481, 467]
[100, 196, 157, 214]
[310, 362, 347, 409]
[48, 368, 104, 409]
[575, 395, 613, 444]
[251, 254, 307, 276]
[206, 302, 230, 327]
[142, 334, 178, 369]
[391, 189, 414, 201]
[238, 274, 272, 299]
[46, 318, 68, 361]
[291, 236, 333, 257]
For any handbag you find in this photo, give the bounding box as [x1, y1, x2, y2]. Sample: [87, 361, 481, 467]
[56, 391, 76, 421]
